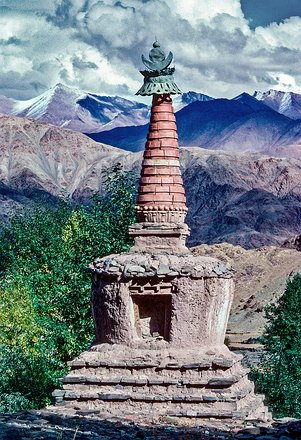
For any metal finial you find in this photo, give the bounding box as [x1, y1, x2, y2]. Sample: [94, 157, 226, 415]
[136, 41, 181, 96]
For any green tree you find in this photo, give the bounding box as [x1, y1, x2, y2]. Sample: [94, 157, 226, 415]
[0, 165, 138, 411]
[252, 274, 301, 417]
[0, 283, 61, 411]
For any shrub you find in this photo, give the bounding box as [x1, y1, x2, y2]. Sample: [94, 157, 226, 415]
[251, 274, 301, 417]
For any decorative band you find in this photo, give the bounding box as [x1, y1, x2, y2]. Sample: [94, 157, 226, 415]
[136, 205, 188, 212]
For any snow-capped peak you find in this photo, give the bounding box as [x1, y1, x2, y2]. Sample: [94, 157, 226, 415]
[0, 83, 150, 133]
[173, 91, 214, 111]
[253, 89, 301, 120]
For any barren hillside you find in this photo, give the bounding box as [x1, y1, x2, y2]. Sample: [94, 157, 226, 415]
[193, 243, 301, 342]
[0, 113, 301, 248]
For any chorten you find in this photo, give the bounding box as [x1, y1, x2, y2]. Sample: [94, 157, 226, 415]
[53, 42, 270, 424]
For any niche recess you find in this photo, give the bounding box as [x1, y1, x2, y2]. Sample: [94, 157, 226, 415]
[130, 282, 174, 341]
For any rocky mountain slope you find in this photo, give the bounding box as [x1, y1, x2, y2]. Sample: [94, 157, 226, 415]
[0, 113, 136, 222]
[181, 147, 301, 248]
[254, 89, 301, 120]
[89, 94, 301, 158]
[172, 91, 214, 111]
[0, 83, 150, 134]
[192, 243, 301, 341]
[0, 85, 213, 135]
[1, 114, 301, 249]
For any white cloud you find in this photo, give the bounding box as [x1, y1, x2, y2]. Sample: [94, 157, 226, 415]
[170, 0, 243, 23]
[1, 0, 301, 100]
[255, 16, 301, 49]
[269, 73, 301, 93]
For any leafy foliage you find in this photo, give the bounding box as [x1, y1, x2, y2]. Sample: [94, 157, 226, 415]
[0, 165, 137, 411]
[251, 273, 301, 417]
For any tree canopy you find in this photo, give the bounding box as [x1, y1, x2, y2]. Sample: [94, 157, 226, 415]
[252, 273, 301, 417]
[0, 165, 137, 411]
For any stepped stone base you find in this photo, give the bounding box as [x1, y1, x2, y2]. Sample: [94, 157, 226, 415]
[53, 344, 271, 424]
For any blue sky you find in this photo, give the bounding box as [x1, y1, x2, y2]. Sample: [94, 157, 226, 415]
[241, 0, 301, 28]
[1, 0, 301, 100]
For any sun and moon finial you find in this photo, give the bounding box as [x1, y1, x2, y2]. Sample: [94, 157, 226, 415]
[142, 40, 173, 72]
[136, 40, 181, 96]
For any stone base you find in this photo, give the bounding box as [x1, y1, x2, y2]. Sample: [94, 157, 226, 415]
[129, 222, 190, 253]
[53, 344, 271, 423]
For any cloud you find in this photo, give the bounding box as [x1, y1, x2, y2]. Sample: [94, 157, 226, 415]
[71, 56, 98, 71]
[1, 0, 301, 100]
[170, 0, 244, 23]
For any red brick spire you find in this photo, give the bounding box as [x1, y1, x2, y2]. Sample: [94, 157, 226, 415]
[130, 42, 189, 251]
[136, 94, 188, 224]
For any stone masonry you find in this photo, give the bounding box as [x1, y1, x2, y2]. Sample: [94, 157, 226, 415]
[51, 42, 270, 425]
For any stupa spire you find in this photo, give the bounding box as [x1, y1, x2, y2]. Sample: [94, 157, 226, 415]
[130, 41, 189, 252]
[52, 39, 270, 425]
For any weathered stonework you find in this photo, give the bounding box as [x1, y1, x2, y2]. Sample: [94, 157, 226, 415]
[54, 344, 269, 422]
[53, 252, 270, 422]
[54, 352, 269, 422]
[89, 253, 234, 347]
[129, 223, 190, 254]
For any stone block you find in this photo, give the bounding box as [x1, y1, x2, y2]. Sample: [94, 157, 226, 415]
[162, 379, 178, 385]
[61, 376, 87, 384]
[212, 357, 234, 369]
[145, 140, 160, 149]
[51, 389, 66, 398]
[147, 379, 165, 385]
[120, 378, 138, 385]
[165, 362, 180, 369]
[64, 391, 82, 399]
[138, 395, 154, 401]
[186, 410, 198, 417]
[172, 193, 186, 202]
[151, 113, 176, 122]
[85, 360, 101, 367]
[97, 377, 122, 384]
[97, 393, 131, 401]
[152, 395, 169, 401]
[184, 395, 204, 402]
[208, 377, 239, 387]
[182, 362, 211, 370]
[157, 263, 170, 275]
[202, 395, 218, 402]
[68, 359, 86, 367]
[164, 148, 180, 158]
[187, 380, 208, 386]
[134, 378, 148, 385]
[172, 396, 186, 402]
[108, 267, 120, 273]
[148, 129, 177, 140]
[161, 176, 176, 184]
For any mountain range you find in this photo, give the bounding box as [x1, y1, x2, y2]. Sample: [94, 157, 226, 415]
[2, 84, 301, 159]
[0, 84, 211, 134]
[0, 83, 150, 134]
[0, 113, 300, 250]
[89, 93, 301, 158]
[253, 89, 301, 120]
